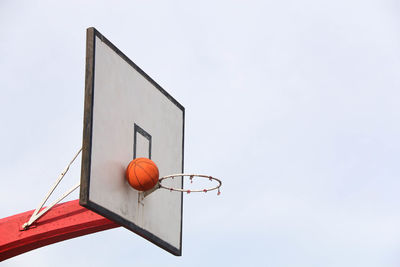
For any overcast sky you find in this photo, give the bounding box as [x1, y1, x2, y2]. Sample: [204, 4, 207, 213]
[1, 1, 400, 266]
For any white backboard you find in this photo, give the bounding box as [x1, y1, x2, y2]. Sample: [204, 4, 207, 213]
[80, 28, 184, 256]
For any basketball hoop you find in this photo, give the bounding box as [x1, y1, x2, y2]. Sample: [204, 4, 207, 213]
[158, 174, 222, 195]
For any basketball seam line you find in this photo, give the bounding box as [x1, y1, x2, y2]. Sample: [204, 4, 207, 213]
[133, 167, 146, 191]
[136, 164, 158, 185]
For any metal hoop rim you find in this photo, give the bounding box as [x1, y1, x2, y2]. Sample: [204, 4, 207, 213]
[158, 174, 222, 193]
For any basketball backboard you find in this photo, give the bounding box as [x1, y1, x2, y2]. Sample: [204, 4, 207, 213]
[80, 28, 184, 256]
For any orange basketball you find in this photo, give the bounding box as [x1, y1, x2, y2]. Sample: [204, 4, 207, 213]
[126, 158, 159, 191]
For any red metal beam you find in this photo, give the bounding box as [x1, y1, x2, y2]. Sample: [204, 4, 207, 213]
[0, 199, 120, 261]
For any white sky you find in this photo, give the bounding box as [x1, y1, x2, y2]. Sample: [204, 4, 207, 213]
[1, 1, 400, 266]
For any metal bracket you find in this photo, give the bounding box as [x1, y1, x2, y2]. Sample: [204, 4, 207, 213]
[22, 148, 82, 230]
[137, 184, 159, 206]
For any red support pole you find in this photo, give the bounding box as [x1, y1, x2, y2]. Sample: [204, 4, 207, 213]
[0, 199, 120, 261]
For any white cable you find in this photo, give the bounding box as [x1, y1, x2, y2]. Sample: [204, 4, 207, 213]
[22, 148, 82, 230]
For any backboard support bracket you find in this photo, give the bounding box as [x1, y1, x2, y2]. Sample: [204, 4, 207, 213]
[22, 148, 82, 230]
[138, 185, 160, 205]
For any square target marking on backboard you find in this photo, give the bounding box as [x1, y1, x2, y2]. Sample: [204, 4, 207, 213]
[134, 123, 152, 159]
[80, 27, 184, 256]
